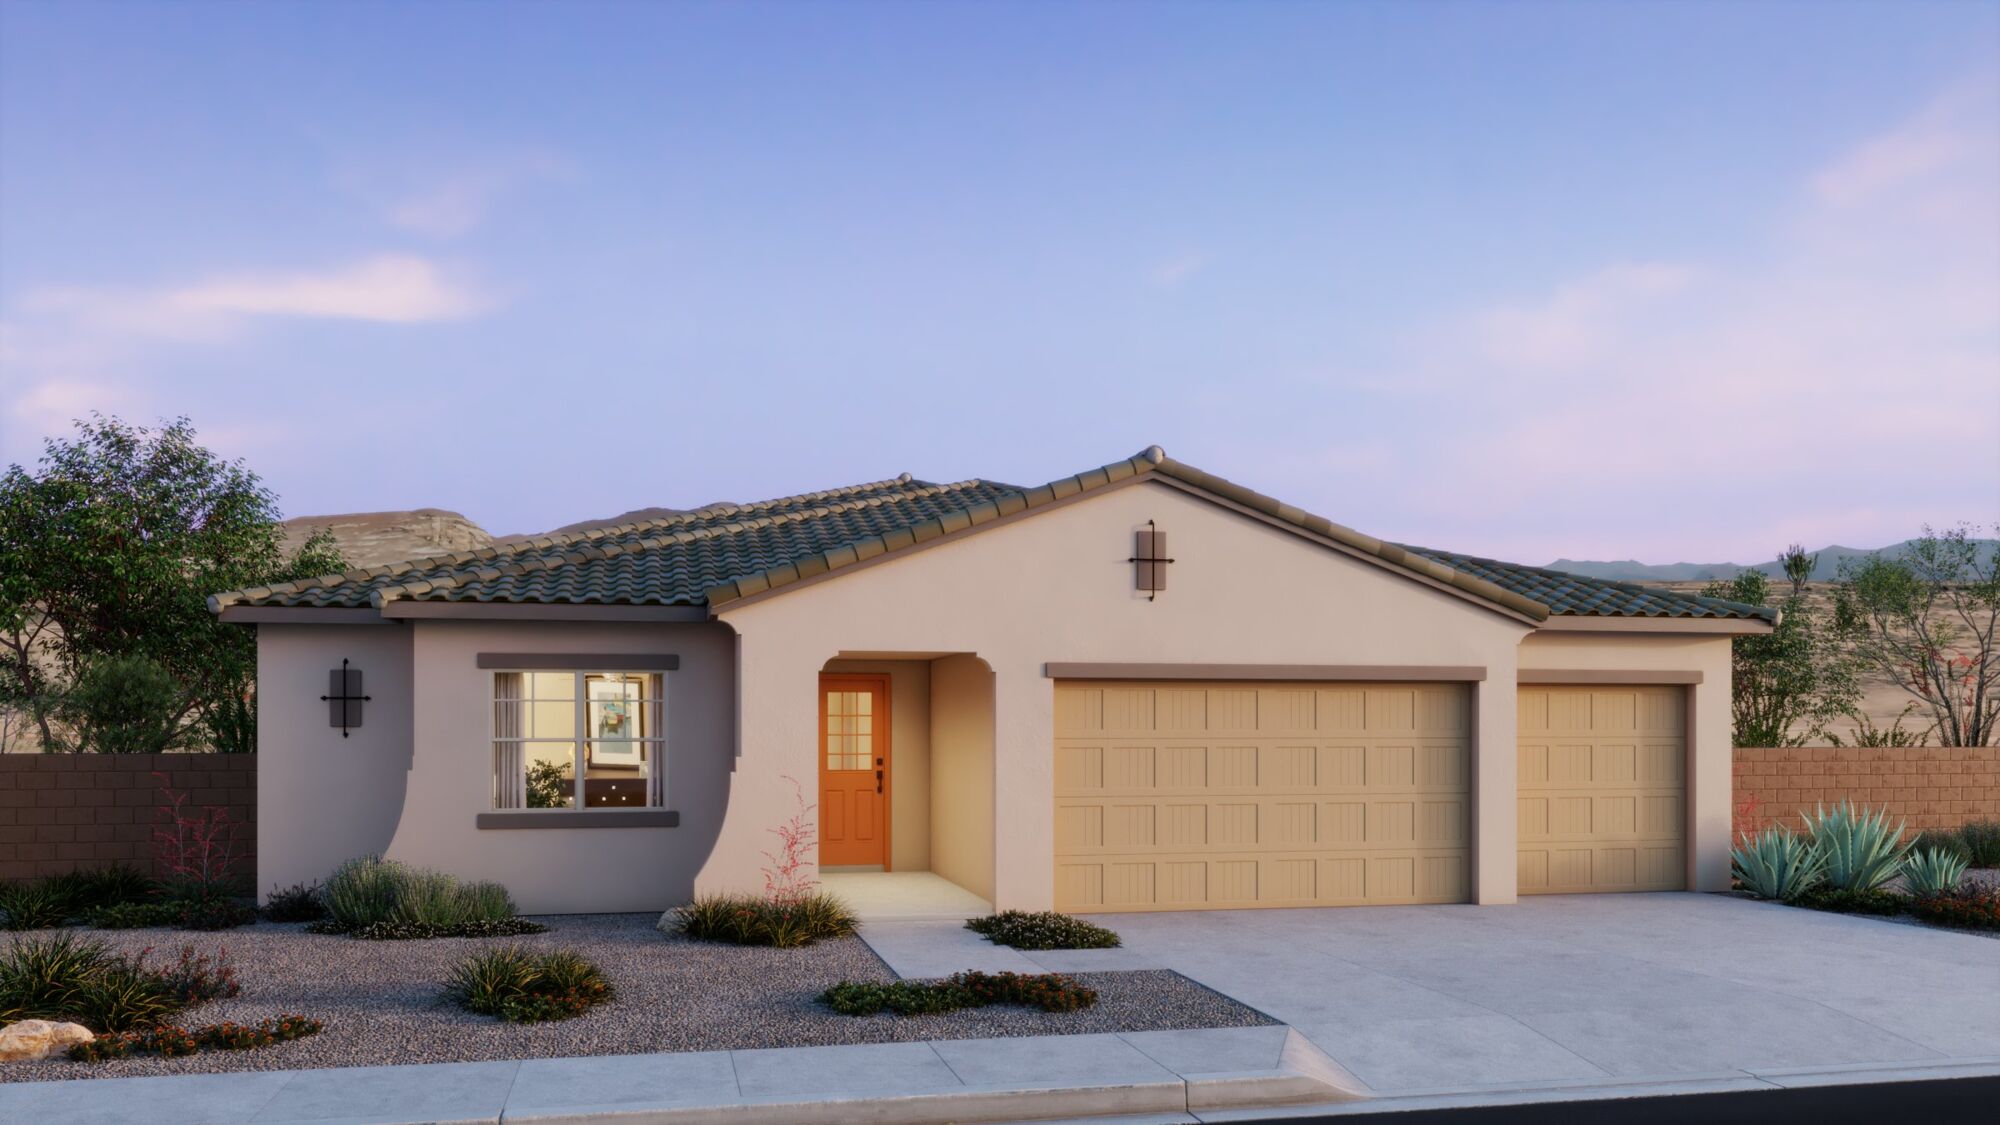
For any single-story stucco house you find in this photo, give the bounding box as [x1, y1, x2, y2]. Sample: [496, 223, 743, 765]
[211, 447, 1774, 916]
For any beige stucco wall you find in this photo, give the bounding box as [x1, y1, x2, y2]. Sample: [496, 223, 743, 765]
[256, 623, 415, 898]
[821, 658, 931, 872]
[929, 654, 995, 900]
[1516, 631, 1734, 892]
[258, 618, 737, 913]
[712, 478, 1535, 910]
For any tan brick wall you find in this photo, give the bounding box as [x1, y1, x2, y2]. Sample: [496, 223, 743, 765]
[0, 755, 256, 883]
[1733, 746, 2000, 838]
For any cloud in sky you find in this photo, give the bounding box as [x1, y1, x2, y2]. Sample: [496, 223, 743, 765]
[0, 254, 487, 460]
[379, 151, 575, 238]
[1149, 254, 1208, 288]
[1320, 77, 2000, 562]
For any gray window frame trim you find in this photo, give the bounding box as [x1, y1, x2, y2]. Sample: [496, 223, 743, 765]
[476, 810, 680, 830]
[477, 653, 681, 670]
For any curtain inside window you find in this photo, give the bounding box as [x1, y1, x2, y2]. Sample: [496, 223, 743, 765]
[647, 673, 666, 807]
[493, 672, 526, 808]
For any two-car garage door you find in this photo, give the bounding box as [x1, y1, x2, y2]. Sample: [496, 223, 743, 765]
[1054, 681, 1471, 912]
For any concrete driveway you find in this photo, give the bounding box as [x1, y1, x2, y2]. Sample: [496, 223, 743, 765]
[858, 893, 2000, 1097]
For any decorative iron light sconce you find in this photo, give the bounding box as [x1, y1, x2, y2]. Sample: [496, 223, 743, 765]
[321, 658, 371, 738]
[1128, 520, 1175, 601]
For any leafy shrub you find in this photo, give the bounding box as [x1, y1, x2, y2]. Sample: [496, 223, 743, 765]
[322, 856, 522, 935]
[163, 892, 258, 932]
[82, 902, 180, 929]
[0, 934, 242, 1032]
[307, 917, 546, 940]
[44, 866, 157, 912]
[821, 979, 972, 1016]
[1909, 885, 2000, 932]
[148, 945, 240, 1005]
[262, 882, 327, 923]
[966, 911, 1121, 951]
[668, 892, 857, 948]
[1732, 827, 1825, 901]
[1792, 887, 1907, 916]
[323, 855, 405, 928]
[79, 896, 253, 931]
[0, 934, 186, 1031]
[444, 946, 612, 1023]
[0, 880, 72, 931]
[1902, 847, 1970, 899]
[54, 654, 187, 755]
[1802, 802, 1911, 892]
[1944, 820, 2000, 860]
[67, 1015, 323, 1062]
[821, 971, 1098, 1017]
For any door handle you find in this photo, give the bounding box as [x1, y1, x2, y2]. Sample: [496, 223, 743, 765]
[875, 768, 883, 794]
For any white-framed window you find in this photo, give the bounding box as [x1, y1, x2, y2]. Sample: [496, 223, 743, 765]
[491, 671, 665, 810]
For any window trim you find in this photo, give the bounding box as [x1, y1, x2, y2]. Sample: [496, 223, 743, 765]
[489, 667, 668, 813]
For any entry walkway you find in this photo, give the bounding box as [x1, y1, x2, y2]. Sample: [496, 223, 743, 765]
[820, 871, 992, 921]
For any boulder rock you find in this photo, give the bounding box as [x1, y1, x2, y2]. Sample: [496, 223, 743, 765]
[0, 1019, 95, 1062]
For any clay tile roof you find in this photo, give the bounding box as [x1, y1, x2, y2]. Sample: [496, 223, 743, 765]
[210, 447, 1773, 623]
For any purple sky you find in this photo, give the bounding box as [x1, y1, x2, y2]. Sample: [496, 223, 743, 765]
[2, 2, 1996, 566]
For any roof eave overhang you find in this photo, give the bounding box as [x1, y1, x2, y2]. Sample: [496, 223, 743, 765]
[216, 606, 391, 625]
[379, 601, 709, 623]
[1534, 615, 1775, 635]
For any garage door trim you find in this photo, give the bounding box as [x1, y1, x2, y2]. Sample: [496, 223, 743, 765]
[1045, 663, 1487, 681]
[1054, 678, 1473, 913]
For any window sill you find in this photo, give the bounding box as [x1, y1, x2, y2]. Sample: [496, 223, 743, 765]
[476, 809, 680, 830]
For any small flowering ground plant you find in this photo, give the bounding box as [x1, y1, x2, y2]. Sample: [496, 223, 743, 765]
[821, 971, 1099, 1017]
[666, 776, 858, 948]
[67, 1015, 324, 1062]
[966, 910, 1121, 951]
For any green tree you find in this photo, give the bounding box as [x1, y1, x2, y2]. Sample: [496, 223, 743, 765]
[1780, 543, 1817, 598]
[53, 654, 188, 754]
[1704, 568, 1858, 747]
[0, 415, 345, 751]
[1834, 523, 1999, 747]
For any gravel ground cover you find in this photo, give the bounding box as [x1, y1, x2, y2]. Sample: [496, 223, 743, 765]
[1, 913, 1274, 1083]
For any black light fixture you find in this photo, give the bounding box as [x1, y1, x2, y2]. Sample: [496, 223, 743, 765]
[1128, 520, 1176, 601]
[321, 658, 371, 737]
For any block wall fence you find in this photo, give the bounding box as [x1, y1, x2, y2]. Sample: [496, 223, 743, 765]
[0, 755, 256, 883]
[1733, 746, 2000, 837]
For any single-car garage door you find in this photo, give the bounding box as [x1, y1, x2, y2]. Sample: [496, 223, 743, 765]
[1054, 681, 1470, 912]
[1517, 685, 1686, 894]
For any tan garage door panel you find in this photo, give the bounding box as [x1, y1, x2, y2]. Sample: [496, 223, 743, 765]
[1517, 685, 1685, 894]
[1054, 682, 1470, 912]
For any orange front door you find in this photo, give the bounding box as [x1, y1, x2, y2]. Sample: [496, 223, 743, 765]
[819, 675, 889, 867]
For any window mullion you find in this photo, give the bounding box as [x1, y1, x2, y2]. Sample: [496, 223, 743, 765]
[573, 671, 586, 808]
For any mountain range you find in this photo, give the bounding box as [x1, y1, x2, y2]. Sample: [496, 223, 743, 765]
[1545, 539, 1998, 584]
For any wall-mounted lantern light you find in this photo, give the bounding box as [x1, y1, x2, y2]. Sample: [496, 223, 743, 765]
[321, 658, 371, 737]
[1128, 520, 1175, 601]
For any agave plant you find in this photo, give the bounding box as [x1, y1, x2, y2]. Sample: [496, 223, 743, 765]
[1732, 826, 1825, 901]
[1802, 802, 1911, 892]
[1901, 847, 1969, 900]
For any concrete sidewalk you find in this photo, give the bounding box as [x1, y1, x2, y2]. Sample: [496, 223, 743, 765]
[0, 1025, 1361, 1124]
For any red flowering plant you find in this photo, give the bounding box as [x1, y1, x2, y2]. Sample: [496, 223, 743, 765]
[150, 775, 255, 927]
[761, 774, 820, 907]
[669, 774, 857, 948]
